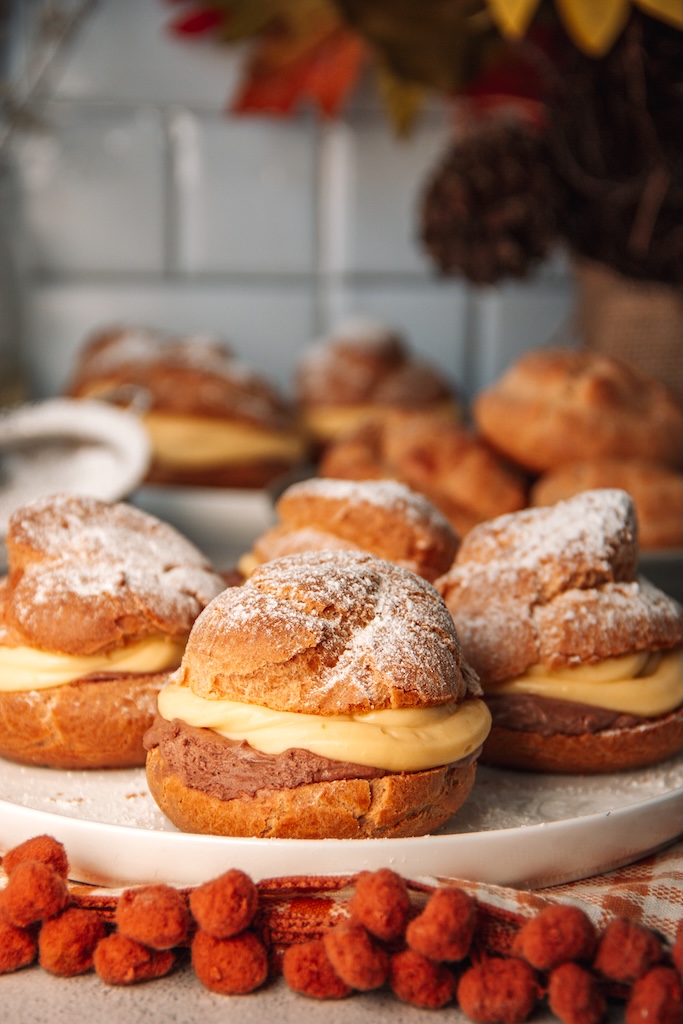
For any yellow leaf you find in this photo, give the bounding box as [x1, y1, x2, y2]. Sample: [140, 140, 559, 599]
[485, 0, 542, 39]
[374, 63, 426, 137]
[634, 0, 683, 28]
[555, 0, 630, 55]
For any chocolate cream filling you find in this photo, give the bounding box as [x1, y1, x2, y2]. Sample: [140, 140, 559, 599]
[144, 716, 482, 802]
[486, 693, 659, 737]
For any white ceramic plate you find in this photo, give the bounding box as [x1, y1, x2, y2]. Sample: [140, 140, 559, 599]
[0, 757, 680, 890]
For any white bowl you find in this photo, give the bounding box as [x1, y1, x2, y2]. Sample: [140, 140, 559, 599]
[0, 397, 151, 538]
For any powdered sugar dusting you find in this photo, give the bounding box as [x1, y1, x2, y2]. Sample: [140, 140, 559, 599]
[282, 477, 453, 532]
[454, 489, 638, 597]
[183, 549, 481, 713]
[5, 493, 226, 648]
[76, 326, 238, 379]
[437, 490, 682, 680]
[295, 318, 446, 408]
[70, 326, 294, 428]
[306, 316, 402, 354]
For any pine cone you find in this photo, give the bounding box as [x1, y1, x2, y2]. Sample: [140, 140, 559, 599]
[420, 120, 563, 285]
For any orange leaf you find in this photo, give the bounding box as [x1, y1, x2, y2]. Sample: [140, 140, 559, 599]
[298, 29, 367, 116]
[231, 26, 367, 116]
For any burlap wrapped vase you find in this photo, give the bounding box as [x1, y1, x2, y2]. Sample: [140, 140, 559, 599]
[573, 259, 682, 403]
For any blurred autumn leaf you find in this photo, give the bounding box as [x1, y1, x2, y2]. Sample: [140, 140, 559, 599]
[168, 0, 367, 118]
[166, 0, 682, 131]
[229, 4, 366, 117]
[332, 0, 499, 95]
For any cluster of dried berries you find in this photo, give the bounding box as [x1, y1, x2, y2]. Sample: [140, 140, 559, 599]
[1, 835, 681, 1024]
[0, 834, 267, 994]
[284, 868, 682, 1024]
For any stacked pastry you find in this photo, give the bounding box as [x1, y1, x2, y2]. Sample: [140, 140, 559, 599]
[474, 347, 683, 549]
[319, 412, 528, 538]
[237, 477, 459, 583]
[436, 489, 682, 773]
[0, 493, 225, 769]
[66, 325, 309, 489]
[145, 549, 491, 839]
[294, 317, 461, 450]
[316, 346, 683, 547]
[530, 459, 683, 552]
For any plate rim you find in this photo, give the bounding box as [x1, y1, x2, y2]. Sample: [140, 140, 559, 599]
[1, 774, 681, 890]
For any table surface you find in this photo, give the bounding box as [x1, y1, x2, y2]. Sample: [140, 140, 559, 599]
[0, 958, 630, 1024]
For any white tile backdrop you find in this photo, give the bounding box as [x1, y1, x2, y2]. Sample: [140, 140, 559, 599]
[1, 0, 574, 404]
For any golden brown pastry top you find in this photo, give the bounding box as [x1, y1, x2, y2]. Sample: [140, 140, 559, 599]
[319, 412, 528, 537]
[172, 549, 481, 715]
[530, 458, 683, 551]
[247, 478, 459, 582]
[295, 319, 456, 409]
[0, 493, 226, 655]
[473, 347, 683, 473]
[435, 489, 682, 683]
[67, 325, 297, 431]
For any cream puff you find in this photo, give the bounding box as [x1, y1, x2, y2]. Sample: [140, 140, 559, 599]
[145, 549, 490, 838]
[66, 325, 309, 488]
[0, 493, 225, 768]
[294, 317, 461, 449]
[435, 489, 682, 773]
[472, 347, 683, 474]
[238, 477, 459, 583]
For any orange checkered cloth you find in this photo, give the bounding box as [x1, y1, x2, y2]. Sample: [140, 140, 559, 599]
[63, 838, 682, 958]
[431, 838, 682, 953]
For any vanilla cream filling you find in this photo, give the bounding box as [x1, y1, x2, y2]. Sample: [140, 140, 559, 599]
[143, 413, 306, 468]
[484, 649, 682, 717]
[237, 552, 261, 577]
[0, 636, 186, 692]
[157, 684, 492, 772]
[302, 401, 460, 441]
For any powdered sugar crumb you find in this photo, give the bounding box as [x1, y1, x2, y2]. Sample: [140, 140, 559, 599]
[70, 326, 293, 427]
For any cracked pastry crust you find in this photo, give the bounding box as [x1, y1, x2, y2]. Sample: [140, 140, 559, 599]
[0, 493, 225, 768]
[240, 477, 459, 583]
[174, 549, 480, 714]
[145, 743, 478, 839]
[473, 347, 683, 474]
[0, 674, 167, 770]
[436, 490, 678, 678]
[435, 489, 683, 772]
[145, 548, 486, 838]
